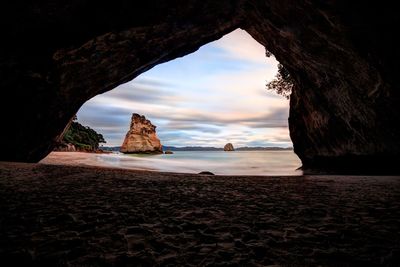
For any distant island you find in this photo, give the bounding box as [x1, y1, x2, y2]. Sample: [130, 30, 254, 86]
[101, 145, 293, 152]
[224, 143, 235, 151]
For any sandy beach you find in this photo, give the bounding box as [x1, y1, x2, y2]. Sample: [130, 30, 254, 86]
[1, 161, 400, 266]
[41, 151, 122, 169]
[41, 151, 303, 176]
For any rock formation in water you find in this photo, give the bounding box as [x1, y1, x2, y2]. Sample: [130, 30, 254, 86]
[224, 143, 235, 151]
[1, 1, 399, 173]
[120, 114, 162, 154]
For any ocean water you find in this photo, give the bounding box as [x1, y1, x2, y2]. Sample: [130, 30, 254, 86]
[95, 151, 303, 176]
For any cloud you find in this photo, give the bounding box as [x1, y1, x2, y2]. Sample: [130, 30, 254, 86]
[98, 79, 182, 105]
[156, 107, 289, 129]
[133, 77, 174, 88]
[239, 108, 289, 128]
[163, 121, 222, 134]
[77, 29, 292, 148]
[212, 29, 275, 65]
[78, 94, 290, 146]
[78, 105, 129, 125]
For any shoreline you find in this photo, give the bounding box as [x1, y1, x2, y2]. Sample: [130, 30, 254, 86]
[1, 161, 399, 266]
[41, 151, 161, 173]
[40, 151, 304, 176]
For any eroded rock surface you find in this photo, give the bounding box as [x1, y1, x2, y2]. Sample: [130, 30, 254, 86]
[1, 1, 399, 173]
[224, 143, 235, 151]
[120, 114, 162, 153]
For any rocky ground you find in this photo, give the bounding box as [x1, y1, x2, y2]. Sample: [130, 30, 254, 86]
[0, 162, 399, 266]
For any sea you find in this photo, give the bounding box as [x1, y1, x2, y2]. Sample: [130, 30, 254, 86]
[94, 150, 303, 176]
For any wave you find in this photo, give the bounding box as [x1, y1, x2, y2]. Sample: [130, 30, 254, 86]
[94, 151, 302, 176]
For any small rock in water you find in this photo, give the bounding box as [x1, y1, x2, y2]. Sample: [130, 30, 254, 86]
[164, 150, 174, 154]
[198, 171, 214, 175]
[224, 143, 234, 151]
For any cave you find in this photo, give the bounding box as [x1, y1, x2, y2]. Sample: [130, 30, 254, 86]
[1, 1, 399, 173]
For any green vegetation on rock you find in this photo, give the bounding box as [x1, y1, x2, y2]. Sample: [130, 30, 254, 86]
[266, 63, 294, 99]
[62, 117, 106, 151]
[265, 49, 294, 99]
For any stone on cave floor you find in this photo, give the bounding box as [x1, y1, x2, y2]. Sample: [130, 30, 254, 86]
[198, 171, 215, 175]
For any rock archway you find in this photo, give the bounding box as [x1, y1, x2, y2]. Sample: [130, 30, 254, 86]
[1, 1, 399, 173]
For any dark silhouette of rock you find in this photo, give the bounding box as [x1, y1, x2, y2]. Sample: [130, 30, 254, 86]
[120, 114, 162, 154]
[224, 143, 235, 151]
[1, 1, 399, 173]
[198, 171, 215, 175]
[164, 150, 173, 154]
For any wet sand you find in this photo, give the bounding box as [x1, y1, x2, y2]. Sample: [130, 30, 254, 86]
[1, 161, 399, 266]
[41, 151, 130, 169]
[41, 151, 303, 176]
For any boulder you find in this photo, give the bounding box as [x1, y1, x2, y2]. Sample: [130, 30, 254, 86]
[198, 171, 215, 175]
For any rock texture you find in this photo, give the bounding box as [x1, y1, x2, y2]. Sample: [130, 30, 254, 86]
[224, 143, 235, 151]
[1, 162, 400, 266]
[54, 143, 76, 152]
[120, 114, 162, 154]
[1, 1, 399, 173]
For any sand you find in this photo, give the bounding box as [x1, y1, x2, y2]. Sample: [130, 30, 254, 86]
[1, 161, 400, 266]
[41, 151, 124, 169]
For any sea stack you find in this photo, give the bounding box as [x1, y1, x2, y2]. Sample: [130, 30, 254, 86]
[120, 113, 162, 153]
[224, 143, 234, 151]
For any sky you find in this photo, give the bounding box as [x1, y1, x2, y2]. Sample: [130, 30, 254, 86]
[77, 29, 292, 148]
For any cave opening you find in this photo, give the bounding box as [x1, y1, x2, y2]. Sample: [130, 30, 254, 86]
[2, 3, 400, 266]
[2, 1, 399, 174]
[43, 29, 302, 175]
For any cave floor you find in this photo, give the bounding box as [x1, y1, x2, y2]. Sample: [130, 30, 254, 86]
[1, 162, 399, 266]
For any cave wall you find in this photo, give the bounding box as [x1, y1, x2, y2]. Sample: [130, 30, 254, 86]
[244, 0, 400, 172]
[0, 0, 242, 162]
[1, 1, 399, 172]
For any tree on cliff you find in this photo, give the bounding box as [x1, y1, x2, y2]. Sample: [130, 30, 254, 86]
[265, 50, 294, 99]
[63, 117, 106, 151]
